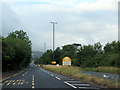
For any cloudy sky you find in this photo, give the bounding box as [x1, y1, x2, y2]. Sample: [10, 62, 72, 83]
[1, 0, 119, 52]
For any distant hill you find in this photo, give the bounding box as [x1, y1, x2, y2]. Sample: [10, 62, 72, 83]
[32, 51, 43, 59]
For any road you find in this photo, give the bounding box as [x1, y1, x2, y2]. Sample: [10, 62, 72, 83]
[1, 62, 100, 89]
[80, 71, 119, 80]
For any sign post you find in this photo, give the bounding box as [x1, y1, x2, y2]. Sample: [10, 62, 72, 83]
[62, 57, 71, 66]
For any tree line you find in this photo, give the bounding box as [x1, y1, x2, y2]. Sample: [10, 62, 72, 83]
[36, 41, 120, 67]
[2, 30, 32, 71]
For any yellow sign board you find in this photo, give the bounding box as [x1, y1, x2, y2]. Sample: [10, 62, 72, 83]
[62, 57, 71, 66]
[51, 61, 56, 64]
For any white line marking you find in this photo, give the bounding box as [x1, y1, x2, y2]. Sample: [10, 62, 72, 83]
[32, 75, 34, 81]
[72, 84, 90, 86]
[21, 82, 23, 85]
[55, 77, 61, 80]
[78, 87, 91, 89]
[51, 74, 54, 77]
[64, 81, 77, 88]
[32, 82, 34, 85]
[66, 81, 80, 83]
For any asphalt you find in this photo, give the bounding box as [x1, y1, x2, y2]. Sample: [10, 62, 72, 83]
[1, 62, 100, 89]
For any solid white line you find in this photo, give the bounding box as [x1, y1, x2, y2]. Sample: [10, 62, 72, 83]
[78, 87, 91, 89]
[72, 84, 90, 86]
[66, 81, 80, 83]
[64, 81, 77, 88]
[55, 77, 61, 80]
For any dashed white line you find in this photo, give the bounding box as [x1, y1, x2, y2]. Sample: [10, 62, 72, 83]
[64, 81, 77, 88]
[55, 77, 61, 80]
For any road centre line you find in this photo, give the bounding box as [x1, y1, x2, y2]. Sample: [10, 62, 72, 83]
[55, 77, 61, 80]
[64, 81, 77, 88]
[32, 86, 35, 88]
[32, 75, 35, 88]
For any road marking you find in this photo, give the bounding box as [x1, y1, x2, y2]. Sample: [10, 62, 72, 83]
[32, 86, 35, 88]
[66, 81, 80, 83]
[51, 74, 54, 77]
[22, 68, 31, 76]
[0, 69, 25, 82]
[64, 81, 77, 88]
[32, 83, 34, 85]
[7, 82, 11, 86]
[32, 75, 35, 88]
[32, 75, 34, 81]
[55, 77, 61, 80]
[13, 82, 16, 85]
[78, 87, 92, 89]
[68, 79, 74, 80]
[18, 82, 21, 85]
[72, 84, 90, 86]
[21, 82, 24, 85]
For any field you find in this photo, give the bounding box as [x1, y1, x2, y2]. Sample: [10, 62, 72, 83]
[41, 65, 120, 88]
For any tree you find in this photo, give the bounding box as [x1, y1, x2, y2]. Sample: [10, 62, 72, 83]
[2, 30, 32, 71]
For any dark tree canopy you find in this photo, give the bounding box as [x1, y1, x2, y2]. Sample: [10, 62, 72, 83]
[2, 30, 32, 71]
[36, 41, 119, 68]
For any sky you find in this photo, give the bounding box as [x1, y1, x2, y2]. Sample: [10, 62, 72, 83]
[1, 0, 119, 52]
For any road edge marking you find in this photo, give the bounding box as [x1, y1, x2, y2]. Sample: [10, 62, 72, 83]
[0, 69, 27, 83]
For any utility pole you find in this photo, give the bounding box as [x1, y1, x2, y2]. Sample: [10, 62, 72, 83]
[50, 22, 57, 61]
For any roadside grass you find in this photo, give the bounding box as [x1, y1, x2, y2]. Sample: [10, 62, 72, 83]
[42, 65, 120, 88]
[81, 67, 120, 74]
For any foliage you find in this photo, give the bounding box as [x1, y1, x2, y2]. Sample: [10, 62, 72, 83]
[2, 30, 32, 71]
[36, 41, 119, 68]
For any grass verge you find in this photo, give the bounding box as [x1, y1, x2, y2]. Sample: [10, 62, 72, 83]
[41, 65, 120, 88]
[81, 67, 120, 74]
